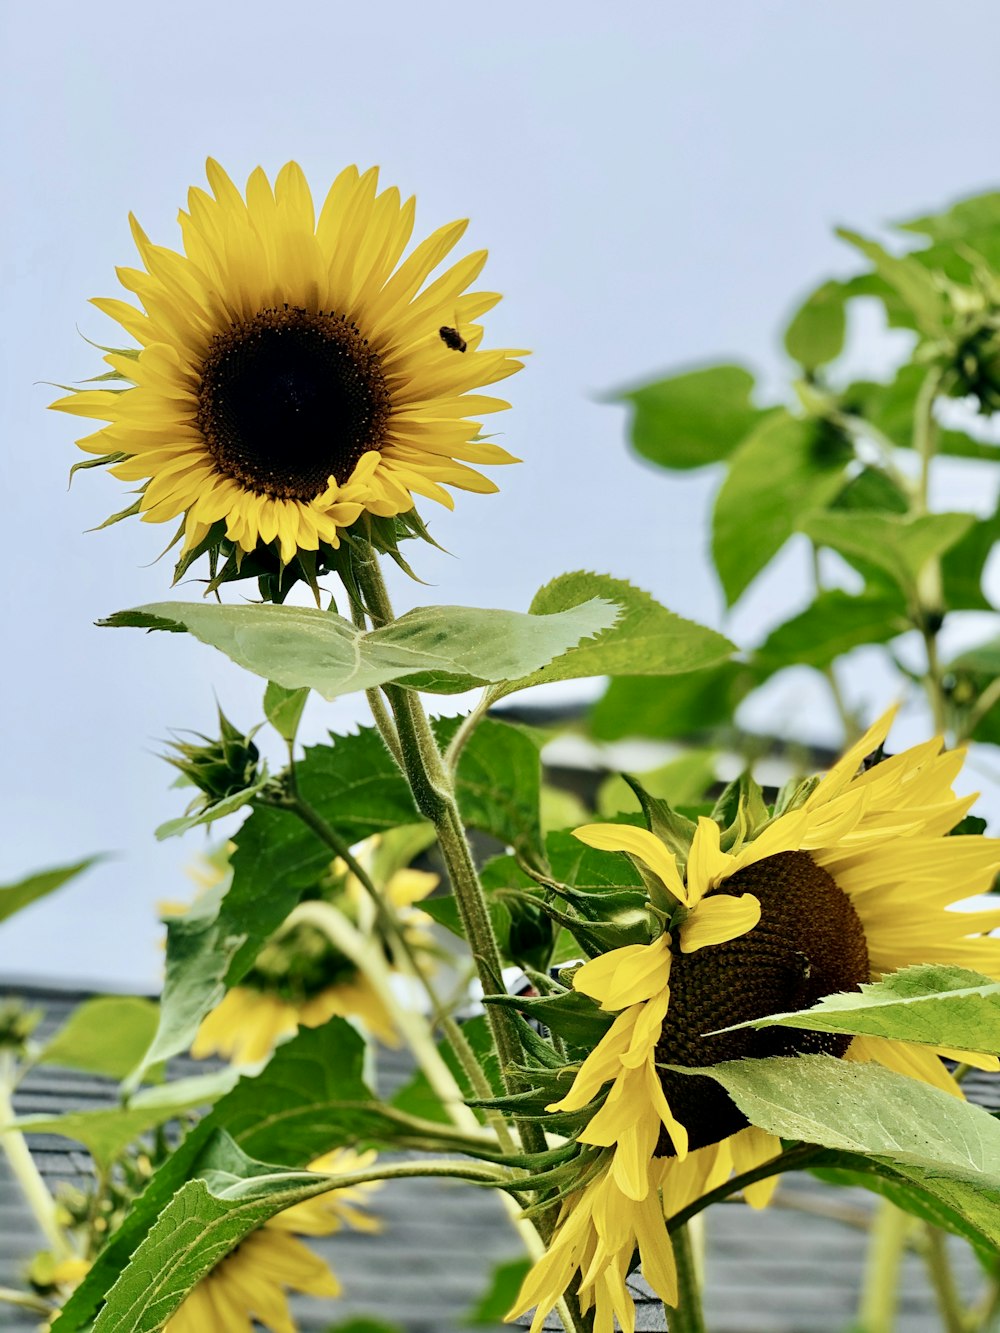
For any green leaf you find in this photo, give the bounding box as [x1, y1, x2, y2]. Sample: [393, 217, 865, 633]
[801, 510, 976, 595]
[784, 280, 847, 370]
[845, 364, 1000, 460]
[391, 1016, 502, 1124]
[438, 716, 544, 866]
[89, 1136, 355, 1333]
[832, 466, 910, 515]
[754, 589, 908, 672]
[101, 598, 619, 699]
[714, 964, 1000, 1055]
[0, 856, 102, 925]
[37, 997, 160, 1080]
[836, 228, 946, 335]
[127, 884, 244, 1089]
[941, 502, 1000, 612]
[263, 681, 310, 742]
[598, 751, 717, 818]
[897, 190, 1000, 244]
[129, 730, 417, 1081]
[465, 1257, 532, 1325]
[712, 412, 852, 605]
[491, 573, 734, 700]
[589, 662, 758, 742]
[810, 1153, 1000, 1263]
[8, 1067, 241, 1170]
[620, 363, 771, 470]
[690, 1053, 1000, 1186]
[154, 771, 271, 841]
[53, 1021, 375, 1333]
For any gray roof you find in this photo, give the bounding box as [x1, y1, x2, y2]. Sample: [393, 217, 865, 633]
[2, 985, 996, 1332]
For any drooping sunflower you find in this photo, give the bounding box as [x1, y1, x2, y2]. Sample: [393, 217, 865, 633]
[164, 1147, 380, 1333]
[51, 160, 524, 574]
[510, 710, 1000, 1333]
[192, 854, 439, 1062]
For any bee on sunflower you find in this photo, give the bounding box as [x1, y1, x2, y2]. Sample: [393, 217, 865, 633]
[509, 709, 1000, 1333]
[51, 160, 524, 591]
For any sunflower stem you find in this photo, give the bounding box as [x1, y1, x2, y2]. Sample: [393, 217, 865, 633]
[665, 1221, 707, 1333]
[920, 1224, 967, 1333]
[280, 789, 518, 1154]
[0, 1059, 75, 1262]
[810, 542, 860, 744]
[910, 366, 948, 737]
[351, 550, 550, 1159]
[858, 1199, 910, 1333]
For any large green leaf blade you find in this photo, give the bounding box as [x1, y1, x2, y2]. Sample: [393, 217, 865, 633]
[37, 997, 160, 1080]
[491, 573, 734, 700]
[8, 1067, 242, 1169]
[0, 857, 102, 925]
[101, 599, 619, 699]
[715, 965, 1000, 1055]
[51, 1022, 375, 1333]
[620, 363, 770, 470]
[784, 280, 847, 370]
[129, 729, 417, 1083]
[755, 589, 908, 671]
[90, 1137, 356, 1333]
[693, 1054, 1000, 1184]
[712, 413, 852, 605]
[438, 716, 544, 866]
[801, 510, 976, 594]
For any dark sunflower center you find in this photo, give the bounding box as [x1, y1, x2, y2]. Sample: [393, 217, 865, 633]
[656, 850, 870, 1153]
[196, 307, 391, 502]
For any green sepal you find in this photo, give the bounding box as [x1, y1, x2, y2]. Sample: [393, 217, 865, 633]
[68, 450, 127, 485]
[485, 988, 615, 1050]
[773, 774, 819, 817]
[621, 772, 697, 883]
[527, 891, 660, 958]
[712, 771, 770, 852]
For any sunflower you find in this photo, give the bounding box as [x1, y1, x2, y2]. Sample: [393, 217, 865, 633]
[510, 709, 1000, 1333]
[51, 160, 524, 572]
[192, 859, 439, 1062]
[164, 1147, 380, 1333]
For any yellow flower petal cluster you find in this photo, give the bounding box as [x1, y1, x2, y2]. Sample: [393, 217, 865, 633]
[165, 1148, 380, 1333]
[511, 709, 1000, 1333]
[192, 859, 439, 1062]
[51, 160, 524, 566]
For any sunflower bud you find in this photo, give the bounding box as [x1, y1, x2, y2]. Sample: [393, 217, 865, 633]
[0, 1000, 40, 1055]
[165, 708, 261, 803]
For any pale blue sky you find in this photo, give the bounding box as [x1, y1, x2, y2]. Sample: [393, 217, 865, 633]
[3, 0, 999, 988]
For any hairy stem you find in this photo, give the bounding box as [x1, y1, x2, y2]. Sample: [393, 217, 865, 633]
[664, 1222, 707, 1333]
[920, 1223, 966, 1333]
[280, 788, 516, 1152]
[911, 366, 948, 735]
[0, 1061, 75, 1261]
[857, 1199, 910, 1333]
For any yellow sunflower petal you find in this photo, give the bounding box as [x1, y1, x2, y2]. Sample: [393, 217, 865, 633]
[572, 824, 687, 903]
[679, 893, 761, 953]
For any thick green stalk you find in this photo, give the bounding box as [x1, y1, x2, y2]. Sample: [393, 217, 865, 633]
[0, 1062, 75, 1261]
[857, 1199, 910, 1333]
[351, 551, 534, 1099]
[279, 788, 516, 1150]
[664, 1222, 707, 1333]
[920, 1224, 966, 1333]
[911, 366, 948, 735]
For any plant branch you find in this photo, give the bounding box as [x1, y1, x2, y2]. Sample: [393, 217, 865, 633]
[919, 1223, 967, 1333]
[666, 1144, 820, 1231]
[857, 1198, 911, 1333]
[0, 1060, 75, 1261]
[664, 1221, 706, 1333]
